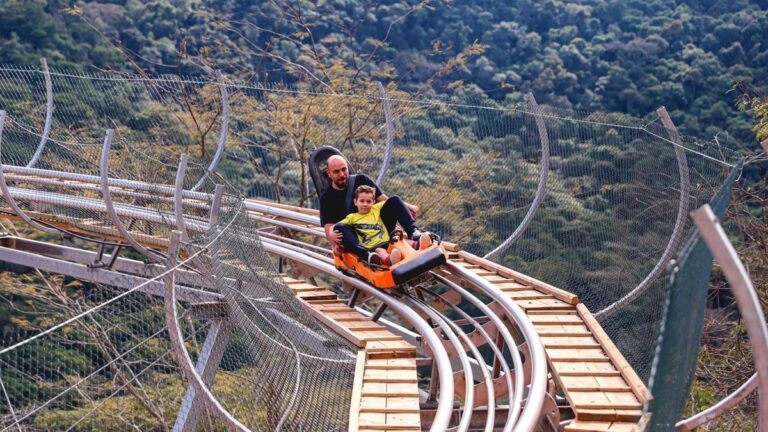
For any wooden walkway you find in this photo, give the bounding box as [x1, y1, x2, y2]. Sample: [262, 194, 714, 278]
[282, 275, 421, 432]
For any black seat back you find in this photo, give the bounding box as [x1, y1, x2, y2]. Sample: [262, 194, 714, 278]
[308, 146, 356, 198]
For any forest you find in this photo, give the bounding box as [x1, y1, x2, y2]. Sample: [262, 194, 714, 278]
[0, 0, 766, 430]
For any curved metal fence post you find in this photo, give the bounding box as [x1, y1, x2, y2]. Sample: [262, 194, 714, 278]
[163, 231, 250, 432]
[0, 111, 60, 235]
[209, 184, 225, 227]
[596, 106, 690, 319]
[174, 154, 190, 242]
[99, 129, 163, 262]
[690, 205, 768, 431]
[677, 373, 757, 430]
[375, 82, 394, 185]
[26, 58, 53, 168]
[192, 72, 229, 191]
[485, 93, 550, 260]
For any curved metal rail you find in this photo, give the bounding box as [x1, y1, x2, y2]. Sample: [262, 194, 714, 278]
[485, 93, 550, 260]
[596, 106, 690, 319]
[191, 71, 229, 192]
[26, 58, 53, 168]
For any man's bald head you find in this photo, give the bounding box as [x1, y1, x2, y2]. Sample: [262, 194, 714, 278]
[326, 155, 349, 190]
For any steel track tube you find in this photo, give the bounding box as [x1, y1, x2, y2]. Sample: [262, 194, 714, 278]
[192, 71, 229, 191]
[431, 273, 518, 430]
[375, 81, 394, 185]
[407, 298, 482, 432]
[174, 154, 190, 242]
[596, 106, 690, 319]
[677, 373, 757, 431]
[485, 93, 550, 260]
[261, 242, 454, 432]
[420, 286, 504, 432]
[445, 263, 548, 432]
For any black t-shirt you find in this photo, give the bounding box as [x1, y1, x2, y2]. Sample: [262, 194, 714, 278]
[319, 174, 383, 226]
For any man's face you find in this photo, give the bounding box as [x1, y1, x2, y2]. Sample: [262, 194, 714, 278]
[354, 192, 375, 214]
[327, 158, 349, 190]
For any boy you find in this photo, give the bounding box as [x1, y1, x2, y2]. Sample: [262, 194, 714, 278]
[335, 185, 432, 266]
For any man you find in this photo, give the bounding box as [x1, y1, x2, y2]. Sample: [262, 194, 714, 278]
[320, 155, 423, 255]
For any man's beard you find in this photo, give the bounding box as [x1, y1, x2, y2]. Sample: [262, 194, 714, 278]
[334, 178, 348, 189]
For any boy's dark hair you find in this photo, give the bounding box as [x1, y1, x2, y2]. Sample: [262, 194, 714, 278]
[354, 185, 375, 199]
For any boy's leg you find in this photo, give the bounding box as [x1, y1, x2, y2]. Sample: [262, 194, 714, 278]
[334, 224, 370, 260]
[380, 196, 417, 238]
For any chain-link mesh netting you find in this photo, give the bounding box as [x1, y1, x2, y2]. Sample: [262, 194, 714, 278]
[0, 66, 358, 430]
[0, 65, 745, 429]
[0, 273, 205, 430]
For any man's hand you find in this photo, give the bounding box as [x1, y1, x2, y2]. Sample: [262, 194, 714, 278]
[406, 203, 420, 219]
[331, 229, 343, 245]
[324, 223, 343, 253]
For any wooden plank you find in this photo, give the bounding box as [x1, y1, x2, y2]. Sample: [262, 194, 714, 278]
[496, 283, 531, 291]
[352, 330, 405, 342]
[552, 361, 620, 375]
[577, 408, 643, 422]
[517, 298, 576, 310]
[349, 350, 367, 432]
[365, 358, 416, 369]
[503, 290, 553, 300]
[534, 324, 592, 336]
[569, 391, 641, 410]
[456, 251, 579, 304]
[361, 382, 419, 397]
[547, 348, 610, 362]
[527, 309, 579, 315]
[565, 420, 638, 432]
[540, 336, 601, 349]
[529, 314, 586, 324]
[577, 304, 652, 404]
[296, 298, 365, 347]
[561, 376, 632, 392]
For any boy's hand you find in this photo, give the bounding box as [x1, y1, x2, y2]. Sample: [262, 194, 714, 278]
[407, 203, 419, 219]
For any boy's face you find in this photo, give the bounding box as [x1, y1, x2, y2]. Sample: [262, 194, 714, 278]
[354, 192, 375, 214]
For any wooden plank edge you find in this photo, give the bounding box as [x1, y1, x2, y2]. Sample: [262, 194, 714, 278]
[297, 298, 366, 348]
[456, 251, 579, 304]
[349, 350, 367, 432]
[576, 303, 652, 404]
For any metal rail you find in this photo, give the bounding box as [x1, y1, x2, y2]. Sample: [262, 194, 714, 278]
[485, 93, 550, 260]
[691, 205, 768, 431]
[26, 58, 53, 168]
[261, 241, 456, 432]
[445, 262, 548, 432]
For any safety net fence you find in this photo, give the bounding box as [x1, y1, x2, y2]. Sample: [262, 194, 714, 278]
[0, 65, 744, 429]
[0, 66, 357, 431]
